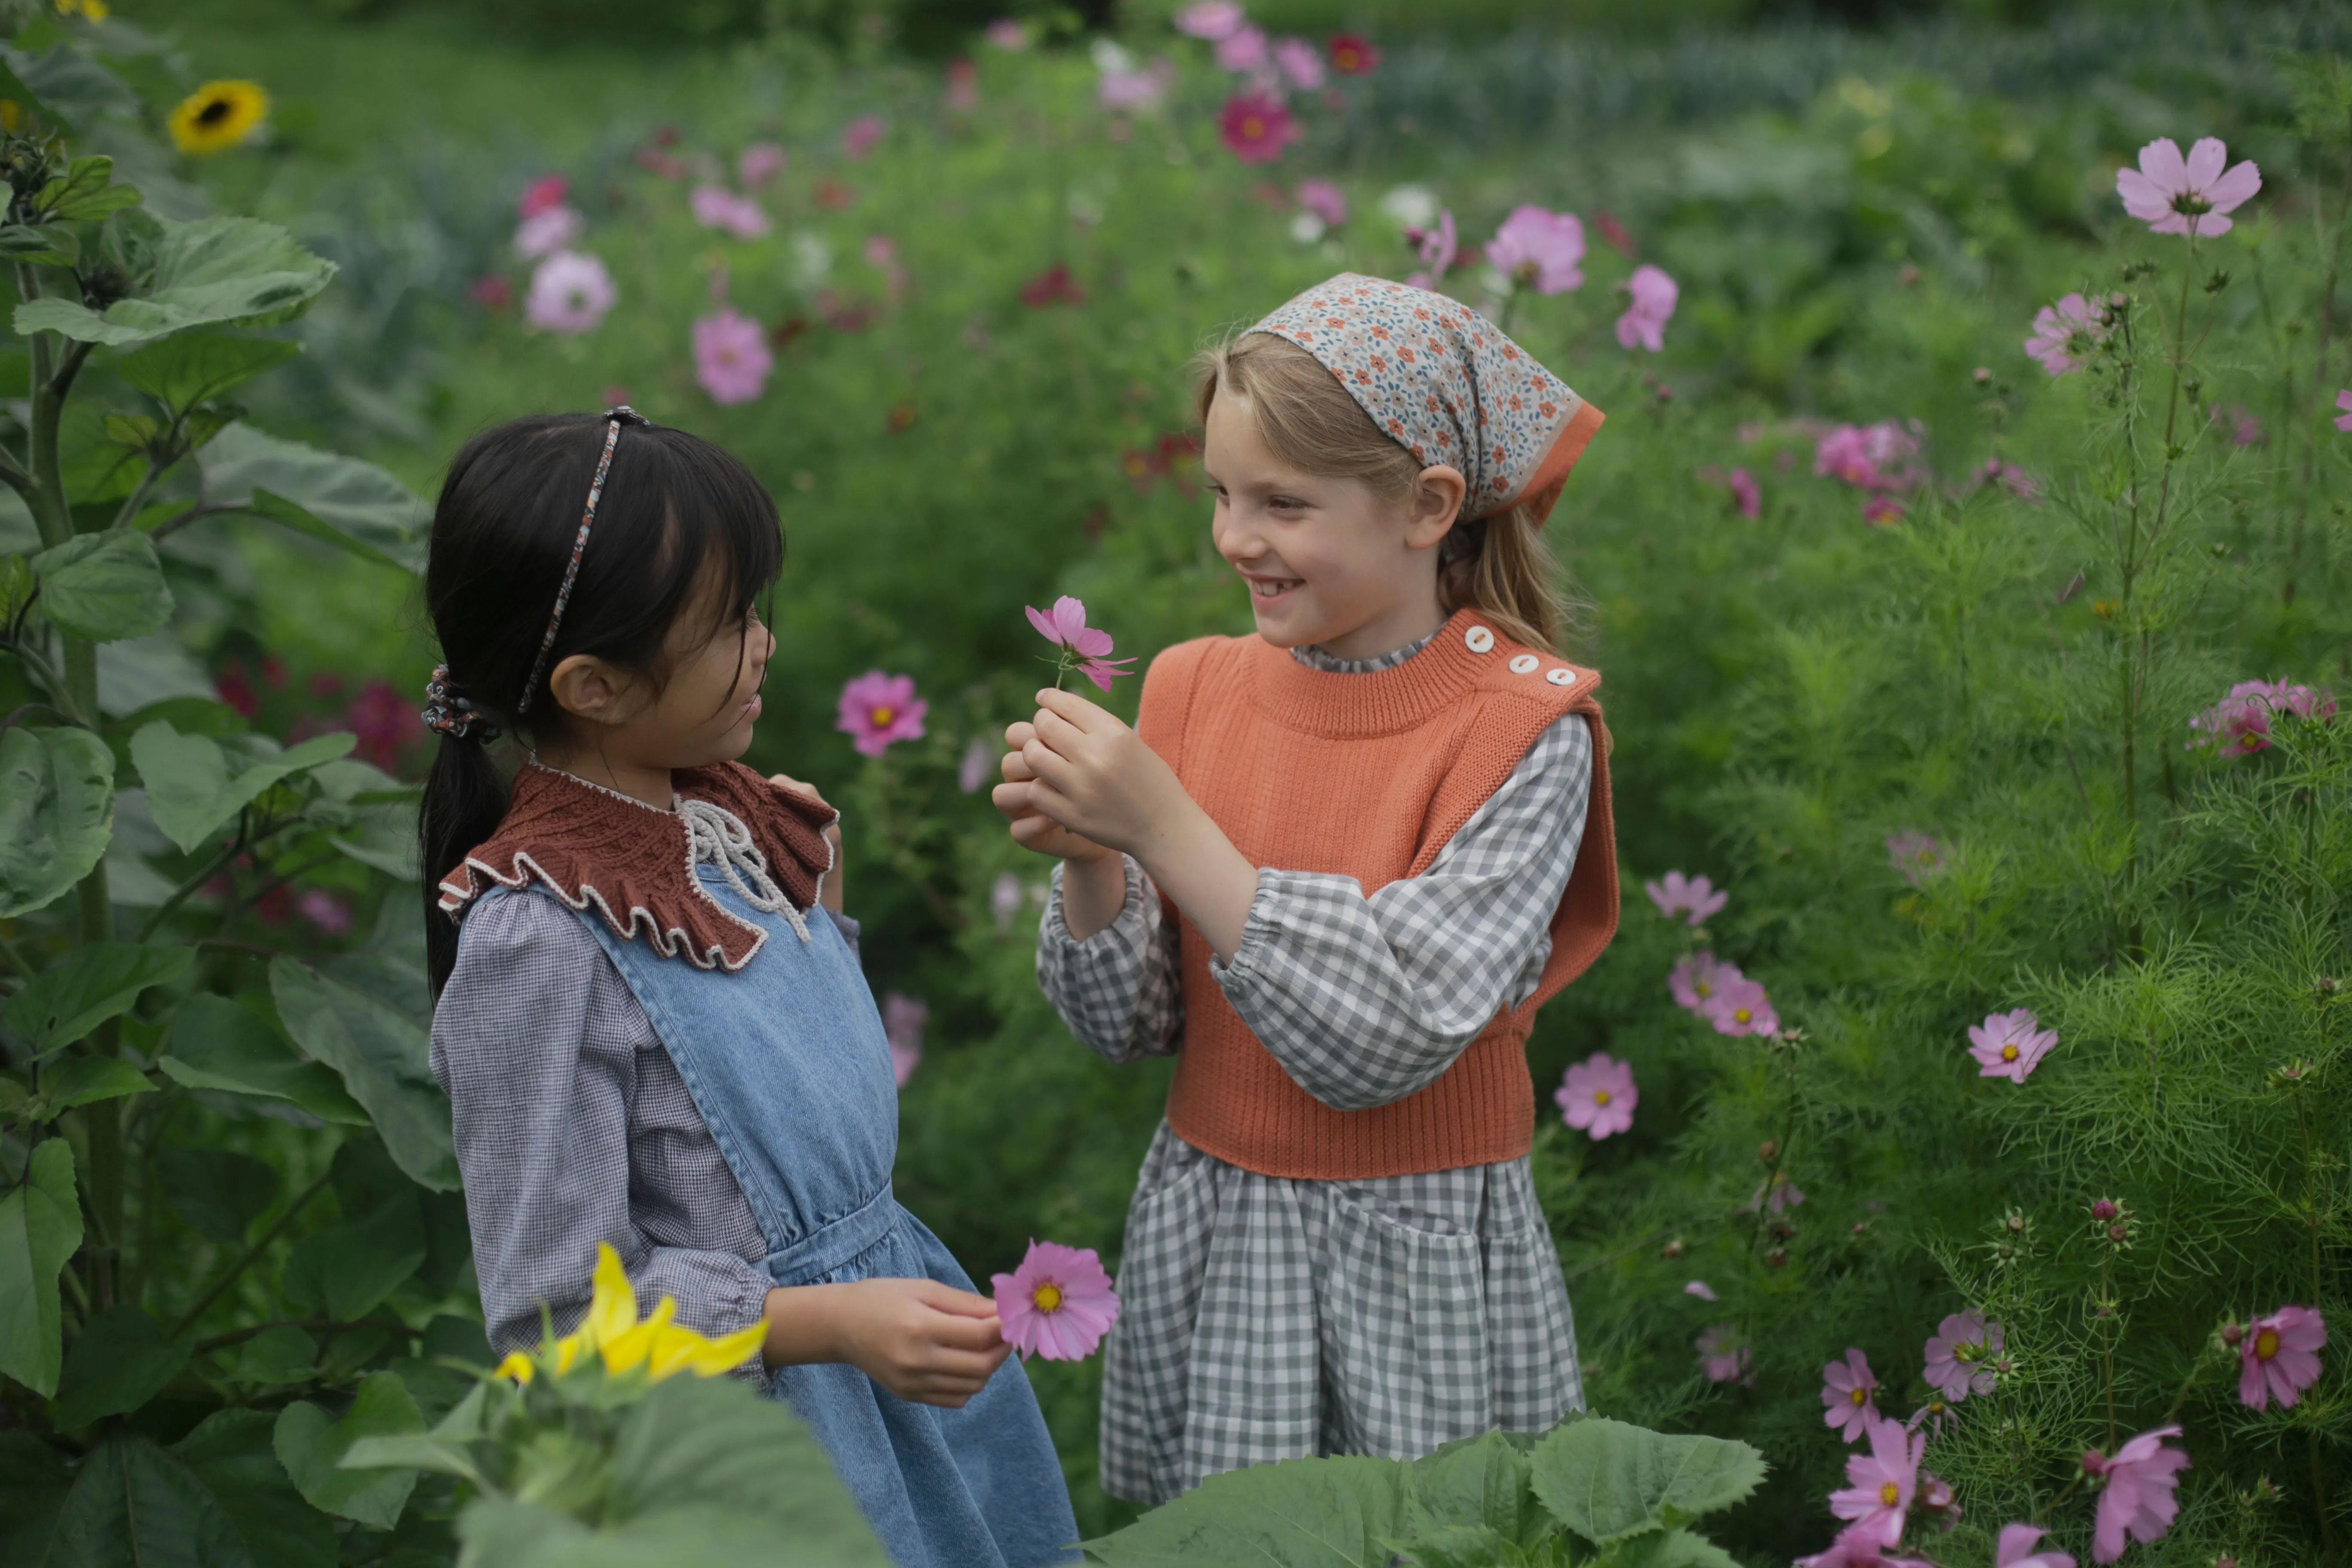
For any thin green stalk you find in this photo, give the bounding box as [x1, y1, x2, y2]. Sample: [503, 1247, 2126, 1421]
[0, 928, 32, 980]
[132, 837, 245, 942]
[169, 1168, 334, 1339]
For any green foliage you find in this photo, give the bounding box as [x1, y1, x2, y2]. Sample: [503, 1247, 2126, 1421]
[12, 214, 337, 348]
[0, 1139, 80, 1397]
[0, 725, 112, 917]
[30, 528, 171, 641]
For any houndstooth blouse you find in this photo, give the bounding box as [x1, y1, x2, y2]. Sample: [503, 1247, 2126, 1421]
[1035, 630, 1593, 1507]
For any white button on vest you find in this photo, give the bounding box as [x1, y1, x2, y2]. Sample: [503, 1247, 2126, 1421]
[1545, 667, 1575, 686]
[1509, 653, 1540, 674]
[1464, 625, 1495, 653]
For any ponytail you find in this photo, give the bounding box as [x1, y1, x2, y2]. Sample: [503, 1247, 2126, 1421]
[1435, 499, 1581, 656]
[420, 730, 510, 998]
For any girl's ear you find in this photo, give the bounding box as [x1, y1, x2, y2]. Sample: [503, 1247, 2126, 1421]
[546, 652, 647, 730]
[1405, 464, 1467, 550]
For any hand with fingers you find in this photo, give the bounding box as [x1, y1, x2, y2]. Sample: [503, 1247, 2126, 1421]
[993, 688, 1195, 862]
[765, 1277, 1011, 1408]
[992, 714, 1113, 864]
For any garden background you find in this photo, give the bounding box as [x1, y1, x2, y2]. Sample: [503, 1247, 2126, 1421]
[1, 0, 2348, 1562]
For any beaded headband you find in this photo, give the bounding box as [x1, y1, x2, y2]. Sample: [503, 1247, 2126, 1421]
[515, 407, 644, 715]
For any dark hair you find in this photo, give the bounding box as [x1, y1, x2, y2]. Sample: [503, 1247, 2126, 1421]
[419, 413, 781, 996]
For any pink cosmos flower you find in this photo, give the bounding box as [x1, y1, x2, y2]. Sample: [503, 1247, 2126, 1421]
[522, 251, 615, 334]
[841, 116, 885, 158]
[1099, 61, 1173, 112]
[1727, 467, 1760, 518]
[1486, 205, 1585, 295]
[1923, 1311, 2002, 1401]
[1669, 951, 1741, 1013]
[882, 991, 926, 1088]
[959, 737, 995, 794]
[1969, 1007, 2057, 1082]
[2237, 1304, 2325, 1410]
[1644, 869, 1727, 925]
[1215, 24, 1269, 73]
[1885, 831, 1942, 887]
[1554, 1052, 1637, 1139]
[518, 173, 568, 219]
[1684, 1280, 1717, 1301]
[469, 275, 511, 311]
[2025, 293, 2104, 376]
[1830, 1414, 1923, 1547]
[1219, 90, 1300, 164]
[737, 141, 785, 187]
[692, 307, 773, 406]
[1861, 496, 1906, 527]
[295, 888, 352, 936]
[2084, 1425, 2190, 1564]
[690, 186, 770, 240]
[1616, 263, 1678, 352]
[1816, 421, 1925, 491]
[1695, 1324, 1750, 1384]
[1026, 595, 1136, 691]
[1296, 179, 1348, 227]
[2336, 389, 2352, 432]
[1978, 459, 2042, 499]
[944, 58, 979, 112]
[864, 234, 908, 300]
[1705, 976, 1778, 1037]
[1326, 32, 1378, 74]
[513, 204, 585, 260]
[1995, 1522, 2076, 1568]
[1821, 1348, 1881, 1442]
[1273, 36, 1325, 90]
[1907, 1396, 1954, 1439]
[992, 1239, 1120, 1361]
[2209, 402, 2262, 446]
[2189, 678, 2337, 756]
[836, 671, 927, 757]
[1173, 1, 1245, 40]
[1404, 209, 1457, 285]
[1798, 1524, 1936, 1568]
[1744, 1172, 1805, 1213]
[2116, 137, 2260, 237]
[984, 17, 1028, 49]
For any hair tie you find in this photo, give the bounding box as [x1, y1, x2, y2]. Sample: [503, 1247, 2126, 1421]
[422, 664, 499, 741]
[516, 407, 642, 716]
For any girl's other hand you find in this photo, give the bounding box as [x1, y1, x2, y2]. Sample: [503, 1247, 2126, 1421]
[993, 720, 1112, 863]
[769, 771, 845, 911]
[1013, 689, 1194, 861]
[765, 1278, 1011, 1407]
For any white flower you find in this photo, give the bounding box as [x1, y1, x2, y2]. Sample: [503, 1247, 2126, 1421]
[1378, 184, 1439, 231]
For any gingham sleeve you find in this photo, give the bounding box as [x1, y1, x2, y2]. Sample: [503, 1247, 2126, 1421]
[1207, 713, 1593, 1112]
[1035, 854, 1184, 1063]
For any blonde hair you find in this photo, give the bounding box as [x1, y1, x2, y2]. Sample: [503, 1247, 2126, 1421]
[1191, 332, 1578, 655]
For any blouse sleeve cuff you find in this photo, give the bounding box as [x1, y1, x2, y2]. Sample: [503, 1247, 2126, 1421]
[1042, 854, 1151, 952]
[1204, 867, 1293, 996]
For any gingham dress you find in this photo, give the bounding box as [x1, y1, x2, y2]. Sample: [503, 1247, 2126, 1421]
[1035, 631, 1592, 1506]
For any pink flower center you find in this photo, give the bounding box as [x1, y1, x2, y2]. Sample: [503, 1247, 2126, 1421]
[870, 705, 896, 727]
[1591, 1089, 1611, 1106]
[2001, 1043, 2019, 1061]
[1850, 1387, 1869, 1406]
[1879, 1482, 1900, 1507]
[1031, 1281, 1064, 1313]
[2254, 1328, 2279, 1362]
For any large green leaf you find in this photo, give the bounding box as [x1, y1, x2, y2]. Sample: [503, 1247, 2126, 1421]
[1406, 1429, 1553, 1550]
[1599, 1529, 1742, 1568]
[119, 333, 302, 418]
[46, 1435, 258, 1568]
[172, 1410, 340, 1568]
[0, 43, 142, 127]
[269, 957, 458, 1190]
[456, 1499, 878, 1568]
[196, 423, 428, 569]
[0, 1431, 75, 1566]
[155, 1148, 278, 1246]
[31, 529, 173, 642]
[1083, 1452, 1410, 1567]
[344, 1381, 489, 1487]
[13, 214, 336, 348]
[280, 1200, 426, 1323]
[54, 1306, 190, 1429]
[0, 221, 80, 267]
[36, 156, 142, 222]
[159, 995, 370, 1124]
[1526, 1419, 1767, 1549]
[0, 1140, 82, 1398]
[248, 489, 412, 573]
[131, 720, 356, 854]
[0, 725, 113, 918]
[27, 1054, 156, 1121]
[5, 941, 194, 1059]
[274, 1372, 425, 1530]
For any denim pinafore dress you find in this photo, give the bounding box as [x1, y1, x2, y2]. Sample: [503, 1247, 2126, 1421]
[565, 844, 1077, 1568]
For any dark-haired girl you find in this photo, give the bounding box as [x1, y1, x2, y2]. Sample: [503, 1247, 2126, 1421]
[420, 410, 1076, 1567]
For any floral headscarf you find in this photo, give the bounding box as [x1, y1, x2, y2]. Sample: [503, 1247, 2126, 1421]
[1247, 272, 1604, 524]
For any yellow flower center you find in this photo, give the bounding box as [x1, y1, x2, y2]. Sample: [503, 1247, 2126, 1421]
[1241, 116, 1265, 138]
[870, 705, 895, 727]
[1592, 1089, 1611, 1106]
[2254, 1328, 2279, 1362]
[1880, 1482, 1901, 1506]
[2001, 1043, 2019, 1061]
[1695, 979, 1715, 998]
[1032, 1282, 1063, 1313]
[1733, 1007, 1752, 1023]
[1850, 1387, 1868, 1406]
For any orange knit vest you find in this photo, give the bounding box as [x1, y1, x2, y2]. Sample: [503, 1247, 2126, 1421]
[1135, 607, 1619, 1179]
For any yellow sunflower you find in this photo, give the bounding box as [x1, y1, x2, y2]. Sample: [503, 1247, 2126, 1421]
[55, 0, 110, 21]
[168, 80, 268, 157]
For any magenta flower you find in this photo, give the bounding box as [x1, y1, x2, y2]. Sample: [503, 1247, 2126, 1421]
[1829, 1413, 1923, 1547]
[1218, 91, 1300, 165]
[2025, 292, 2105, 376]
[1554, 1052, 1637, 1139]
[882, 991, 926, 1088]
[1968, 1007, 2057, 1083]
[1978, 459, 2042, 499]
[2084, 1425, 2190, 1564]
[513, 204, 584, 260]
[1907, 1396, 1954, 1439]
[1669, 951, 1741, 1013]
[1695, 1324, 1750, 1384]
[1404, 208, 1458, 286]
[692, 307, 773, 406]
[690, 185, 770, 240]
[1173, 0, 1244, 39]
[1486, 205, 1585, 295]
[1272, 36, 1325, 89]
[1727, 467, 1760, 518]
[1885, 831, 1942, 887]
[522, 251, 615, 335]
[992, 1239, 1120, 1361]
[1684, 1280, 1717, 1301]
[2237, 1304, 2325, 1410]
[836, 671, 928, 757]
[1214, 24, 1268, 73]
[1296, 179, 1348, 227]
[841, 115, 885, 158]
[984, 17, 1028, 48]
[1616, 263, 1678, 351]
[737, 141, 785, 187]
[1821, 1348, 1881, 1442]
[1923, 1311, 2002, 1401]
[1099, 63, 1171, 111]
[1026, 595, 1136, 691]
[1995, 1523, 2076, 1568]
[2189, 678, 2337, 756]
[1644, 869, 1727, 925]
[1705, 975, 1777, 1037]
[1798, 1524, 1936, 1568]
[2337, 389, 2352, 432]
[2209, 402, 2263, 446]
[1816, 421, 1924, 491]
[2116, 137, 2260, 237]
[1861, 496, 1906, 527]
[518, 173, 568, 219]
[296, 888, 352, 936]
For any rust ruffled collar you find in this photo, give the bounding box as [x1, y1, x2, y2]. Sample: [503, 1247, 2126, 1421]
[438, 760, 838, 972]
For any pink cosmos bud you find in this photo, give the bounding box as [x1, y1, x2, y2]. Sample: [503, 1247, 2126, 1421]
[2082, 1450, 2108, 1477]
[2091, 1198, 2119, 1221]
[2221, 1322, 2246, 1347]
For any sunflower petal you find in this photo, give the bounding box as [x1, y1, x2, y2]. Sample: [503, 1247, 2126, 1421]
[493, 1351, 536, 1384]
[581, 1241, 639, 1350]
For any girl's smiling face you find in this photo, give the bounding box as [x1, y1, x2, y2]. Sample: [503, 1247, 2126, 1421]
[1203, 390, 1466, 662]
